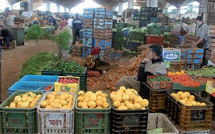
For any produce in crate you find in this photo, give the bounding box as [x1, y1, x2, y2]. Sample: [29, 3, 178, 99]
[40, 92, 74, 109]
[170, 91, 206, 106]
[77, 90, 109, 109]
[186, 67, 215, 77]
[58, 77, 79, 84]
[168, 74, 202, 87]
[44, 85, 53, 91]
[5, 92, 42, 108]
[110, 86, 149, 110]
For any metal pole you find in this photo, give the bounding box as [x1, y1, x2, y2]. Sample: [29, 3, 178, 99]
[0, 46, 2, 103]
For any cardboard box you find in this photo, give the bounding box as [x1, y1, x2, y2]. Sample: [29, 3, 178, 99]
[162, 48, 181, 61]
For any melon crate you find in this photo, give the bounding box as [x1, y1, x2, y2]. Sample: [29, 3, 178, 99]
[37, 92, 76, 134]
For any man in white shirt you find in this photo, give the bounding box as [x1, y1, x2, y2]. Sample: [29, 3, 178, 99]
[68, 17, 73, 28]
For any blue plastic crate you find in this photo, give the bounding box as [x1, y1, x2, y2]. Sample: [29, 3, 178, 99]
[9, 82, 54, 96]
[20, 75, 59, 83]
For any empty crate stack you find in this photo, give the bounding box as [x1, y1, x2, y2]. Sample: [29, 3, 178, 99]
[82, 8, 94, 58]
[93, 8, 113, 61]
[206, 25, 215, 64]
[115, 23, 127, 50]
[133, 6, 158, 27]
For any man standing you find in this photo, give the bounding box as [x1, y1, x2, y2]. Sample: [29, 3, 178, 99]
[72, 13, 83, 44]
[192, 16, 209, 65]
[68, 16, 73, 29]
[0, 25, 13, 49]
[192, 16, 209, 49]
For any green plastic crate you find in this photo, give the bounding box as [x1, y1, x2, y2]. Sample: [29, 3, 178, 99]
[75, 94, 111, 134]
[0, 91, 44, 134]
[42, 70, 62, 76]
[117, 23, 127, 28]
[172, 82, 206, 91]
[133, 16, 140, 20]
[115, 36, 122, 44]
[63, 67, 87, 90]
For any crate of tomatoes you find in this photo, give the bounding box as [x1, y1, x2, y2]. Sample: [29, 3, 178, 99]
[54, 76, 80, 93]
[167, 71, 205, 91]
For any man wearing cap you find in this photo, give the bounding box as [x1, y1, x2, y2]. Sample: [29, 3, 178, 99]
[0, 25, 13, 49]
[56, 16, 73, 61]
[117, 44, 167, 91]
[72, 13, 83, 44]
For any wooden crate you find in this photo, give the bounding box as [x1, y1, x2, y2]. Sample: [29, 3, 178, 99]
[4, 40, 16, 49]
[182, 35, 199, 46]
[83, 19, 93, 28]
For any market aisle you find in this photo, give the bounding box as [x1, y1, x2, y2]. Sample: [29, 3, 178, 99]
[1, 39, 58, 101]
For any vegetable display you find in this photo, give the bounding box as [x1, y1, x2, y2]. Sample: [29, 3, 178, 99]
[58, 78, 79, 84]
[5, 92, 42, 108]
[186, 67, 215, 77]
[44, 60, 85, 73]
[110, 86, 149, 110]
[148, 76, 170, 82]
[170, 91, 206, 106]
[20, 52, 58, 78]
[44, 85, 53, 91]
[147, 23, 162, 36]
[77, 90, 109, 109]
[26, 24, 46, 42]
[56, 30, 71, 50]
[168, 74, 202, 87]
[197, 77, 215, 83]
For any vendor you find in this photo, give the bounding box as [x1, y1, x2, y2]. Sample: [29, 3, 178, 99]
[56, 16, 73, 61]
[48, 15, 57, 30]
[33, 18, 39, 25]
[192, 16, 209, 49]
[117, 44, 167, 91]
[192, 16, 209, 65]
[85, 47, 110, 74]
[0, 25, 13, 49]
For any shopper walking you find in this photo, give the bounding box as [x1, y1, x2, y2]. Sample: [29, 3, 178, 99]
[72, 13, 83, 44]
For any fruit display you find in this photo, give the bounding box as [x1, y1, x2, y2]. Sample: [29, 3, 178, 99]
[186, 67, 215, 77]
[5, 92, 42, 108]
[40, 92, 74, 109]
[167, 70, 185, 75]
[168, 74, 202, 87]
[77, 90, 109, 109]
[58, 78, 79, 84]
[170, 91, 206, 106]
[197, 77, 215, 83]
[44, 85, 53, 91]
[110, 86, 149, 110]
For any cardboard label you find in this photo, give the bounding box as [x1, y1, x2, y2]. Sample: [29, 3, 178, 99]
[206, 81, 215, 97]
[164, 60, 170, 68]
[163, 49, 181, 61]
[46, 114, 64, 129]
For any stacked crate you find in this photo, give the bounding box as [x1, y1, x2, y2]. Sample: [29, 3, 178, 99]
[93, 8, 113, 61]
[133, 7, 158, 27]
[180, 48, 204, 69]
[115, 23, 127, 50]
[181, 34, 199, 47]
[169, 30, 180, 48]
[82, 8, 94, 59]
[206, 25, 215, 64]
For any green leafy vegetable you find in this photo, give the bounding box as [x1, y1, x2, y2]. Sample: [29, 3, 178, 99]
[56, 30, 71, 50]
[26, 24, 46, 42]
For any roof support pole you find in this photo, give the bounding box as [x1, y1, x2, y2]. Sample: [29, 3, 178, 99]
[57, 5, 60, 13]
[128, 0, 134, 9]
[118, 4, 123, 15]
[147, 0, 158, 7]
[64, 7, 66, 13]
[202, 0, 208, 23]
[46, 1, 50, 11]
[27, 0, 33, 11]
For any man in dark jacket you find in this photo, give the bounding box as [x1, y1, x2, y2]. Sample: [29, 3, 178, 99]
[72, 13, 83, 44]
[117, 44, 167, 91]
[0, 25, 13, 49]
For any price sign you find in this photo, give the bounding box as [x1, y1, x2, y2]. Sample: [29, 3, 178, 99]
[46, 114, 64, 129]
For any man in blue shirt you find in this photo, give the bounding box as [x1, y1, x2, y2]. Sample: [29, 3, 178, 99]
[72, 13, 83, 44]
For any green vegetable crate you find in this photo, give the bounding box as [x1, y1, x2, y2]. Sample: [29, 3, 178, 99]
[0, 91, 44, 134]
[172, 82, 206, 91]
[63, 67, 87, 90]
[147, 76, 172, 89]
[42, 70, 63, 76]
[75, 94, 111, 134]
